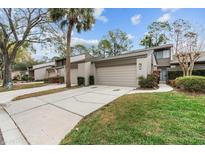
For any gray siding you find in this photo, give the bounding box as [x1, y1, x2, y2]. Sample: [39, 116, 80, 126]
[157, 58, 171, 66]
[95, 55, 146, 68]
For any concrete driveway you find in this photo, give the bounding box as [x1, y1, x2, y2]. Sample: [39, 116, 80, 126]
[3, 85, 133, 145]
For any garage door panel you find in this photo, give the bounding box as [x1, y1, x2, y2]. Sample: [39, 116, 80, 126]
[96, 65, 136, 87]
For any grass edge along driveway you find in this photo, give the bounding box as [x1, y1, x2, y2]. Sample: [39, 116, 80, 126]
[12, 86, 78, 101]
[61, 91, 205, 145]
[0, 82, 48, 92]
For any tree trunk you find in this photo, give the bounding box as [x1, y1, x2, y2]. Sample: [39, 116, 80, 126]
[2, 58, 12, 87]
[65, 23, 73, 88]
[189, 61, 195, 76]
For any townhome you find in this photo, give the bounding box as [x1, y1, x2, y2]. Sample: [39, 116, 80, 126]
[29, 44, 205, 87]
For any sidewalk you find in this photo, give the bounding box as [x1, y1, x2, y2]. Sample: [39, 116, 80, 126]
[0, 84, 65, 104]
[128, 84, 173, 94]
[0, 106, 28, 145]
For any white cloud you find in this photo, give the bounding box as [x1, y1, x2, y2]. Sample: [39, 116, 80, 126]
[161, 8, 179, 13]
[127, 34, 134, 40]
[71, 37, 98, 47]
[157, 13, 171, 22]
[131, 14, 141, 25]
[94, 8, 108, 23]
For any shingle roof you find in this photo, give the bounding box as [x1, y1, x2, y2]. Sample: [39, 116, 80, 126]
[93, 44, 173, 62]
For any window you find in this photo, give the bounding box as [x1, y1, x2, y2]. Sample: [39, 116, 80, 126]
[155, 50, 170, 59]
[156, 51, 163, 59]
[138, 63, 142, 70]
[163, 50, 170, 58]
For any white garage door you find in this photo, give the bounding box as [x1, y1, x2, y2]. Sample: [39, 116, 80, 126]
[71, 69, 78, 84]
[96, 65, 137, 87]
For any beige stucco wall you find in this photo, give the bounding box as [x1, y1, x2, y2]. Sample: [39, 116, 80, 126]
[57, 67, 65, 77]
[136, 57, 150, 87]
[34, 67, 50, 80]
[78, 62, 92, 86]
[47, 70, 57, 78]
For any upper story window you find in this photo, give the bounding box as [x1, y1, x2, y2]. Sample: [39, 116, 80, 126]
[155, 49, 170, 59]
[56, 59, 66, 67]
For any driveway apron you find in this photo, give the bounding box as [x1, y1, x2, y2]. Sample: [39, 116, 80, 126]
[3, 85, 133, 144]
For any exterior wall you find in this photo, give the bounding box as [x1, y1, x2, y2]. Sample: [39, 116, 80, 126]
[57, 67, 65, 77]
[47, 70, 57, 78]
[71, 69, 78, 84]
[146, 53, 152, 74]
[77, 62, 91, 86]
[95, 55, 146, 68]
[34, 66, 51, 80]
[58, 66, 78, 84]
[136, 57, 150, 86]
[157, 58, 171, 67]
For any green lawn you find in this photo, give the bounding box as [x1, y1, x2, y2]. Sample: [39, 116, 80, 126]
[61, 92, 205, 145]
[0, 82, 48, 92]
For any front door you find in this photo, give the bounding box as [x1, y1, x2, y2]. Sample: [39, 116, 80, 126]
[160, 69, 167, 81]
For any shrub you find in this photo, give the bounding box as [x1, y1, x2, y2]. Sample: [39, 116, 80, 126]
[21, 74, 29, 81]
[13, 75, 21, 81]
[175, 76, 205, 93]
[138, 73, 159, 88]
[153, 70, 160, 83]
[169, 80, 176, 87]
[89, 76, 95, 85]
[77, 77, 85, 86]
[44, 76, 64, 84]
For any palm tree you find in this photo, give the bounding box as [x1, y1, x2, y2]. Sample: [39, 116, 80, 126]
[49, 9, 95, 87]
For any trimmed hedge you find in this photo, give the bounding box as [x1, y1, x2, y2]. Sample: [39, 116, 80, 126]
[89, 76, 95, 85]
[176, 76, 205, 93]
[168, 70, 205, 80]
[138, 74, 159, 88]
[44, 76, 64, 84]
[21, 74, 33, 82]
[77, 77, 85, 86]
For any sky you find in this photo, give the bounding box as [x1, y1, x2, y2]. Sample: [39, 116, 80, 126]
[35, 8, 205, 60]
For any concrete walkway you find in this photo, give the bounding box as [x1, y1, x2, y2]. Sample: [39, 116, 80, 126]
[0, 84, 66, 104]
[128, 84, 173, 94]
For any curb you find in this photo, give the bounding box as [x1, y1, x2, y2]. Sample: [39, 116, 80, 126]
[0, 105, 28, 145]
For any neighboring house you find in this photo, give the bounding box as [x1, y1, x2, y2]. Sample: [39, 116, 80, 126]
[169, 52, 205, 71]
[12, 71, 27, 80]
[31, 62, 56, 81]
[29, 44, 205, 87]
